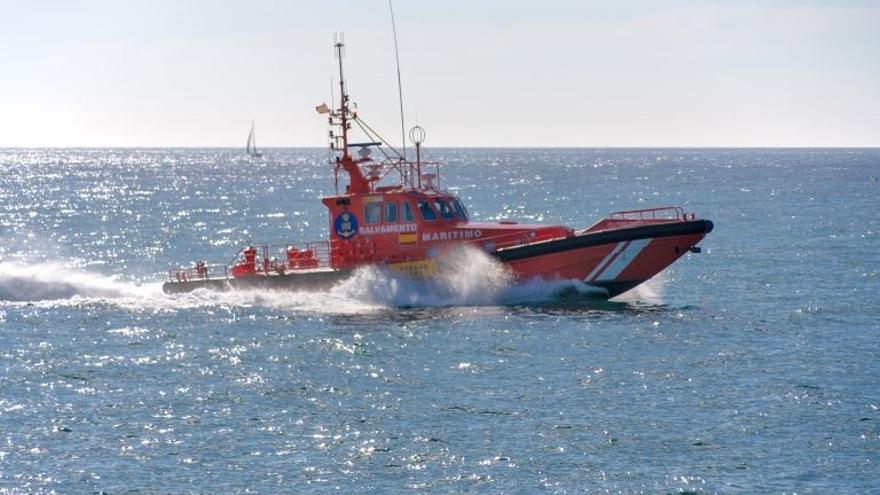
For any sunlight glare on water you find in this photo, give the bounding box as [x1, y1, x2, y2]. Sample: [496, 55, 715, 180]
[0, 148, 878, 493]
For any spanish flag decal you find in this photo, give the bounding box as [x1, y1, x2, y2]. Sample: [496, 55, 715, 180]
[398, 233, 418, 244]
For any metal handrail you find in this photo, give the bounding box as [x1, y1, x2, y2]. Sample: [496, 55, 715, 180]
[609, 206, 686, 221]
[167, 263, 226, 283]
[227, 240, 332, 272]
[370, 156, 442, 190]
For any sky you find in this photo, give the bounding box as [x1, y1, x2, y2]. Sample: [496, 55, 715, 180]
[1, 0, 878, 147]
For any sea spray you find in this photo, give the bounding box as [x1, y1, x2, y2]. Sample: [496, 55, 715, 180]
[433, 244, 513, 305]
[166, 246, 553, 311]
[315, 244, 512, 309]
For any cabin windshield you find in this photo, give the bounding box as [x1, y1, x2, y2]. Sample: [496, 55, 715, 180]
[417, 199, 437, 221]
[433, 199, 455, 220]
[449, 197, 469, 220]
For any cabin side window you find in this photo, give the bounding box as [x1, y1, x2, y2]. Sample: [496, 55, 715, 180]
[418, 200, 437, 221]
[402, 201, 415, 222]
[364, 202, 382, 224]
[384, 202, 398, 223]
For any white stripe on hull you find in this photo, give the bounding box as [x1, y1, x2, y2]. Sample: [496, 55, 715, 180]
[584, 241, 627, 282]
[584, 239, 651, 283]
[593, 238, 651, 282]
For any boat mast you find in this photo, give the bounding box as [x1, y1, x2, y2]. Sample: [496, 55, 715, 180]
[335, 37, 350, 160]
[251, 120, 257, 153]
[332, 35, 370, 194]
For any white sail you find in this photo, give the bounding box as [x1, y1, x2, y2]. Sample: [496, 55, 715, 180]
[246, 121, 255, 155]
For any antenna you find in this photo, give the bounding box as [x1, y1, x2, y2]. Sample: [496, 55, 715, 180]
[410, 125, 425, 188]
[388, 0, 407, 163]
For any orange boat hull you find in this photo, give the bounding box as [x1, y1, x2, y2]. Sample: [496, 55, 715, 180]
[496, 220, 712, 298]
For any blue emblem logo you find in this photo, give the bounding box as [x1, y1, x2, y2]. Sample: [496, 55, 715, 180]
[334, 211, 359, 239]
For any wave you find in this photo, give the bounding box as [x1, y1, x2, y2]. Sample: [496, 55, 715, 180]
[0, 248, 663, 312]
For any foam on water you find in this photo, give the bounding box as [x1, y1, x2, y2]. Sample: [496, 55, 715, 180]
[0, 247, 660, 312]
[613, 270, 666, 305]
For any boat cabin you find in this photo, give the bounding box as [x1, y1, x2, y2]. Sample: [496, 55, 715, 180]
[322, 180, 572, 269]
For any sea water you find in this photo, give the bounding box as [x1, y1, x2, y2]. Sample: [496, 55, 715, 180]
[0, 148, 877, 493]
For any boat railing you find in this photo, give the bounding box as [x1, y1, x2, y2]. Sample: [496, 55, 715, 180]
[609, 206, 689, 222]
[226, 241, 332, 275]
[371, 156, 442, 190]
[167, 240, 332, 282]
[168, 263, 227, 283]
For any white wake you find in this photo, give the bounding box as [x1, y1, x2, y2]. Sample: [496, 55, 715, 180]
[0, 261, 157, 303]
[0, 248, 663, 313]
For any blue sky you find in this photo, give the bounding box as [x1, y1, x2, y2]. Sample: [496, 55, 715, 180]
[1, 0, 878, 147]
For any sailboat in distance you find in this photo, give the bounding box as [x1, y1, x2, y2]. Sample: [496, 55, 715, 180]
[246, 120, 263, 158]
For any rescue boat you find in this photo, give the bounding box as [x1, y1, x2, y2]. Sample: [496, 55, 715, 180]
[162, 39, 713, 299]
